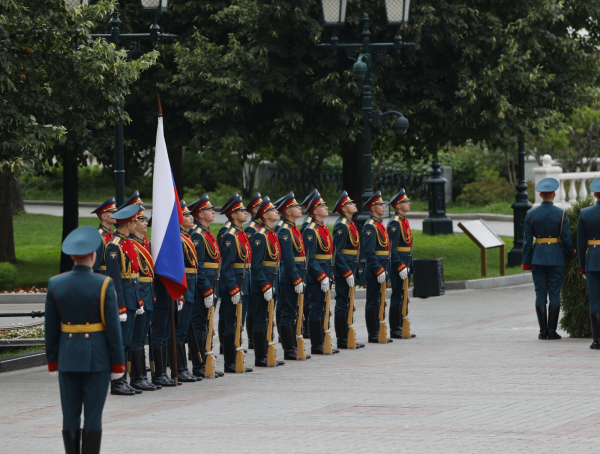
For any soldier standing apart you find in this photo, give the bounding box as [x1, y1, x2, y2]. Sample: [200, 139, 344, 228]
[105, 204, 142, 395]
[188, 194, 224, 378]
[362, 191, 392, 344]
[219, 193, 253, 373]
[91, 196, 117, 274]
[276, 193, 311, 360]
[303, 194, 339, 355]
[332, 191, 365, 349]
[577, 178, 600, 349]
[523, 177, 575, 340]
[250, 196, 285, 367]
[129, 207, 159, 391]
[387, 189, 416, 339]
[244, 192, 263, 350]
[46, 226, 124, 454]
[173, 200, 200, 383]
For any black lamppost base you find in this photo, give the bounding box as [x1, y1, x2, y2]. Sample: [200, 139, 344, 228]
[423, 217, 454, 235]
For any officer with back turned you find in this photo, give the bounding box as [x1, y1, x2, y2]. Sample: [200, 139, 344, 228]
[45, 226, 124, 454]
[523, 177, 575, 340]
[577, 177, 600, 349]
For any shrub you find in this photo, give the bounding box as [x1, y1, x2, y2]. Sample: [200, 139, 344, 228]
[455, 171, 514, 206]
[0, 263, 18, 291]
[561, 196, 594, 337]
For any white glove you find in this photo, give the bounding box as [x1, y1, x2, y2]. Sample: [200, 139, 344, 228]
[294, 282, 304, 294]
[111, 372, 124, 381]
[320, 277, 330, 293]
[232, 292, 241, 305]
[264, 287, 273, 301]
[178, 299, 184, 311]
[583, 274, 587, 280]
[204, 294, 214, 308]
[119, 313, 127, 323]
[399, 268, 408, 280]
[377, 272, 387, 284]
[136, 306, 145, 315]
[346, 275, 355, 288]
[49, 371, 58, 378]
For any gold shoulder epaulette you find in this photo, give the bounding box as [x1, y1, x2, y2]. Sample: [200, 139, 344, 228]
[309, 222, 316, 229]
[367, 219, 375, 226]
[110, 236, 122, 245]
[341, 218, 349, 225]
[258, 227, 266, 234]
[282, 223, 290, 230]
[227, 227, 237, 234]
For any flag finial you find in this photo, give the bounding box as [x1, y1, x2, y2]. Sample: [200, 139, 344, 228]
[157, 95, 163, 117]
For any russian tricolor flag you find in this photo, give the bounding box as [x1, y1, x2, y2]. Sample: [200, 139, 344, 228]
[151, 98, 187, 300]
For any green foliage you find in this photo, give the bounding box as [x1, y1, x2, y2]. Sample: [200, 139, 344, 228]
[182, 149, 240, 192]
[561, 196, 595, 337]
[0, 263, 17, 291]
[456, 171, 514, 206]
[0, 0, 157, 176]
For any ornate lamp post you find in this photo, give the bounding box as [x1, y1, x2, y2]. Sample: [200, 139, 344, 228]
[508, 138, 532, 266]
[317, 0, 413, 280]
[66, 0, 175, 206]
[422, 150, 453, 235]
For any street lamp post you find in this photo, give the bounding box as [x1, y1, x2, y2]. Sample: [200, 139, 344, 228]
[317, 0, 413, 276]
[508, 138, 532, 267]
[66, 0, 175, 206]
[422, 150, 453, 235]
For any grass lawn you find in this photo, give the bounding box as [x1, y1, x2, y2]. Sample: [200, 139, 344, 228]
[13, 213, 524, 288]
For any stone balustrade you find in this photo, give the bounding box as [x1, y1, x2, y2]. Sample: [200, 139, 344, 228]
[533, 154, 600, 208]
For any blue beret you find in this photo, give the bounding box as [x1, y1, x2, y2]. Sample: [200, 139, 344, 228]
[111, 204, 141, 222]
[535, 178, 559, 192]
[62, 226, 102, 256]
[590, 178, 600, 193]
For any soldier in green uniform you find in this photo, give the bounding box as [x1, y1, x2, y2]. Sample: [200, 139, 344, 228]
[332, 191, 365, 349]
[362, 191, 393, 344]
[46, 226, 125, 453]
[244, 192, 263, 350]
[105, 204, 143, 395]
[387, 189, 416, 339]
[91, 197, 117, 274]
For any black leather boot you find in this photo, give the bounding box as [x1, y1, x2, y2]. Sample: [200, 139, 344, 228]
[110, 375, 135, 396]
[190, 336, 206, 378]
[130, 349, 157, 391]
[151, 348, 175, 387]
[389, 306, 403, 339]
[253, 331, 268, 367]
[81, 429, 101, 454]
[246, 316, 254, 349]
[547, 305, 562, 340]
[142, 349, 158, 388]
[281, 323, 297, 360]
[218, 319, 225, 355]
[309, 319, 324, 354]
[176, 341, 198, 382]
[335, 314, 348, 349]
[62, 429, 81, 454]
[535, 305, 548, 340]
[365, 309, 380, 343]
[590, 313, 600, 349]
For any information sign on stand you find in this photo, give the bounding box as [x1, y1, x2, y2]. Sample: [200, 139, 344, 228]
[457, 220, 505, 277]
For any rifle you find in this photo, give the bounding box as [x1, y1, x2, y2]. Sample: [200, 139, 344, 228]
[295, 267, 308, 360]
[204, 261, 221, 379]
[266, 259, 280, 366]
[346, 243, 360, 349]
[401, 276, 412, 338]
[234, 257, 248, 373]
[377, 254, 390, 343]
[323, 251, 336, 354]
[0, 311, 44, 318]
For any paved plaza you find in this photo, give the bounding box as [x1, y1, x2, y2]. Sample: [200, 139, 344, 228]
[1, 283, 599, 453]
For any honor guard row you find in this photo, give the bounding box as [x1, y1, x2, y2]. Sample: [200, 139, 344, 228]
[523, 176, 600, 350]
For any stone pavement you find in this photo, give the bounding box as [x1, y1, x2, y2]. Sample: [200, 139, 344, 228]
[2, 283, 600, 453]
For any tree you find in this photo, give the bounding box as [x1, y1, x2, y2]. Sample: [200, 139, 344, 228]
[0, 0, 156, 266]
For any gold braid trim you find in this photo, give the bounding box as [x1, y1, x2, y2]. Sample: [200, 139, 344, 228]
[291, 230, 304, 254]
[182, 236, 198, 269]
[201, 232, 219, 261]
[315, 228, 332, 253]
[400, 220, 412, 245]
[347, 224, 359, 247]
[265, 235, 279, 261]
[375, 225, 389, 249]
